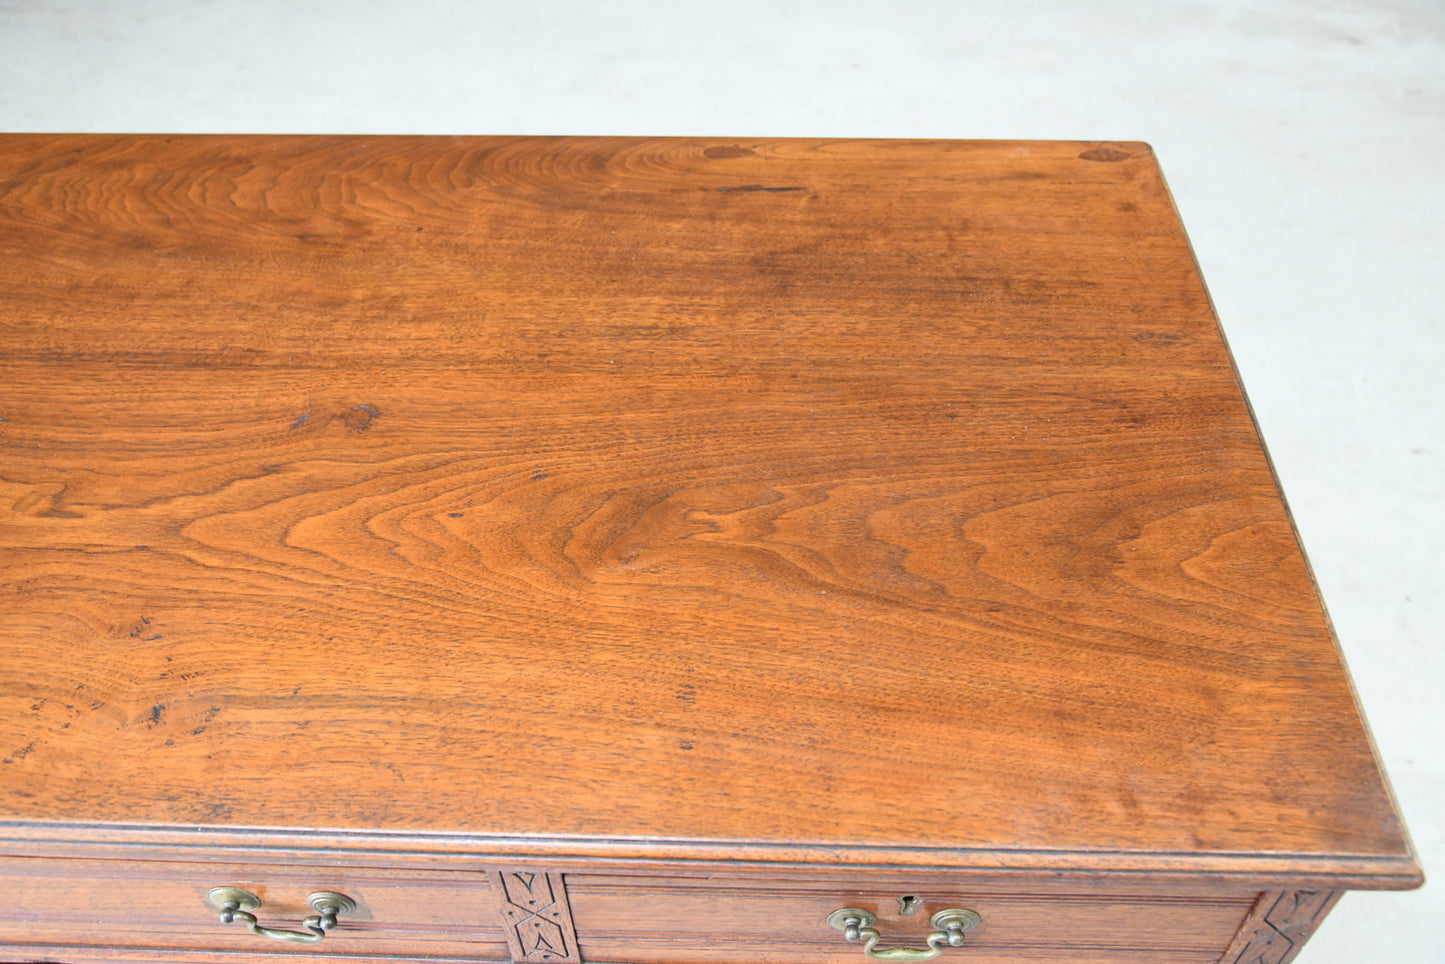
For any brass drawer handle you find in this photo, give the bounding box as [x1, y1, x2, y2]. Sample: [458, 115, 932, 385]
[206, 887, 356, 944]
[827, 907, 981, 962]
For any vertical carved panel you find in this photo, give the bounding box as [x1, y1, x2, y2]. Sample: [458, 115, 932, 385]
[487, 869, 582, 964]
[1221, 890, 1341, 964]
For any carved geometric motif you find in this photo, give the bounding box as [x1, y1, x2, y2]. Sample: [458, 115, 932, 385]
[486, 869, 581, 964]
[1226, 890, 1341, 964]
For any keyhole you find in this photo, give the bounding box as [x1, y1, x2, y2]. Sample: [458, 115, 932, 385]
[898, 895, 922, 916]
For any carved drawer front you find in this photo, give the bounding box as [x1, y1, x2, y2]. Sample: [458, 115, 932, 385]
[565, 876, 1263, 964]
[0, 857, 509, 963]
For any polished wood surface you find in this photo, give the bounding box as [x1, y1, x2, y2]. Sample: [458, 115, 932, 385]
[566, 875, 1256, 962]
[0, 856, 507, 958]
[0, 136, 1418, 888]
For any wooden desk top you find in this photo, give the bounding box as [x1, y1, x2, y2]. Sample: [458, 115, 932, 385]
[0, 136, 1420, 886]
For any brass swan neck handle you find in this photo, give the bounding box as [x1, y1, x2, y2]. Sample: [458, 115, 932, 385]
[206, 887, 356, 944]
[828, 907, 982, 961]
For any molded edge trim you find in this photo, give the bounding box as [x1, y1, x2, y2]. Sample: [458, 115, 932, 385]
[0, 821, 1423, 891]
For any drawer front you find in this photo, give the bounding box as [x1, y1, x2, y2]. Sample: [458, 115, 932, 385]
[0, 857, 508, 962]
[566, 876, 1258, 964]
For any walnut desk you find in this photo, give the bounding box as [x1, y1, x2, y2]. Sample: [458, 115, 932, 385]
[0, 136, 1421, 963]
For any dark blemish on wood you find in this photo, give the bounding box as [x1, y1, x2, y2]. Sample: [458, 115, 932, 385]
[202, 802, 234, 820]
[11, 741, 37, 759]
[164, 739, 174, 746]
[90, 700, 104, 710]
[718, 185, 804, 193]
[679, 741, 694, 750]
[676, 684, 696, 704]
[292, 686, 302, 696]
[149, 704, 166, 726]
[291, 412, 312, 429]
[1135, 330, 1185, 344]
[341, 403, 382, 431]
[704, 145, 755, 159]
[449, 512, 464, 518]
[532, 472, 549, 480]
[1078, 146, 1134, 163]
[129, 616, 163, 642]
[193, 726, 207, 735]
[203, 706, 221, 722]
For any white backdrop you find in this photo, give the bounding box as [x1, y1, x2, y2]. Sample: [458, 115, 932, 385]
[1, 1, 1440, 960]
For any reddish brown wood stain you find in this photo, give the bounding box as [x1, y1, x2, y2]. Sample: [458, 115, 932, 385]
[0, 136, 1421, 961]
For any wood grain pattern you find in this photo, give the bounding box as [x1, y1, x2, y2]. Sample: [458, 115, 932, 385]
[565, 874, 1255, 960]
[0, 137, 1419, 890]
[0, 855, 507, 958]
[0, 949, 503, 964]
[569, 944, 1226, 964]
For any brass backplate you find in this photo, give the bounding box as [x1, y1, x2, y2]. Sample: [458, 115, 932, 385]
[828, 908, 878, 931]
[206, 886, 262, 912]
[308, 891, 357, 915]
